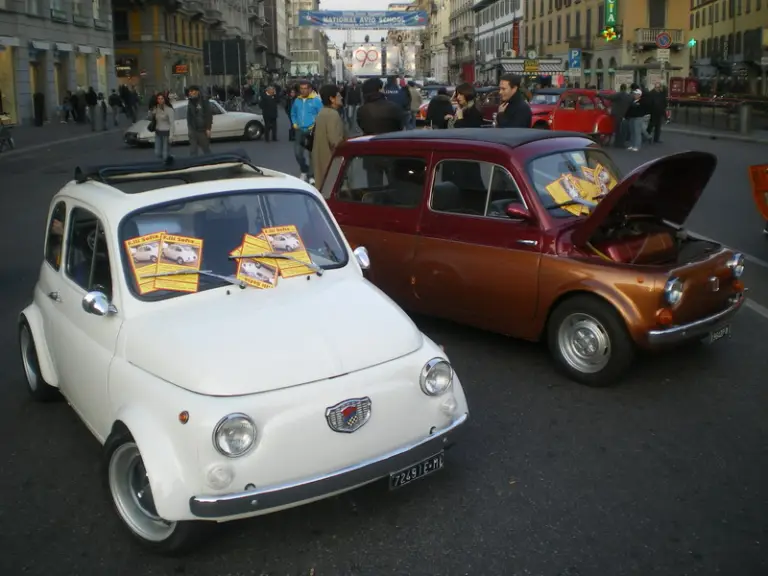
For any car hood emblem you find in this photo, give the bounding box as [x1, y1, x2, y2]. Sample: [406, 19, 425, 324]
[325, 397, 372, 433]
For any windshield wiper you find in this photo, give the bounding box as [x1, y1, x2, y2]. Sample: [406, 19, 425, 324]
[143, 269, 246, 287]
[229, 252, 324, 276]
[546, 200, 589, 211]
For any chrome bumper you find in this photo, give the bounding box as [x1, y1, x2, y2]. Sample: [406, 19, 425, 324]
[189, 412, 468, 519]
[646, 293, 745, 346]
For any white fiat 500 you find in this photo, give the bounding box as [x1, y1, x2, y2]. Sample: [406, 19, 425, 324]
[18, 151, 469, 554]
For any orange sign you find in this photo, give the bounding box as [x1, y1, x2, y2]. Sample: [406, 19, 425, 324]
[172, 64, 188, 75]
[748, 164, 768, 220]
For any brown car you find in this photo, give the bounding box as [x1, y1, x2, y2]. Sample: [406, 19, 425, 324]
[321, 128, 746, 386]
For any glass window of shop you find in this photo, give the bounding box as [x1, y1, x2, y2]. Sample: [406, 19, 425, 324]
[97, 55, 107, 93]
[0, 47, 17, 122]
[75, 54, 88, 89]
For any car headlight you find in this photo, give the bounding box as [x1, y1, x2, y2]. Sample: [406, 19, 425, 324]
[727, 252, 745, 278]
[664, 277, 684, 306]
[213, 413, 256, 457]
[419, 358, 453, 396]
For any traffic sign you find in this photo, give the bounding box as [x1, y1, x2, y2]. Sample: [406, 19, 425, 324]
[656, 48, 670, 62]
[656, 32, 672, 49]
[568, 48, 582, 69]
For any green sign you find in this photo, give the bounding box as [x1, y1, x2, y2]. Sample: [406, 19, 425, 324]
[605, 0, 617, 27]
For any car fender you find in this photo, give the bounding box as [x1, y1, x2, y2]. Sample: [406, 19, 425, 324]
[593, 113, 613, 135]
[111, 404, 191, 520]
[19, 304, 59, 388]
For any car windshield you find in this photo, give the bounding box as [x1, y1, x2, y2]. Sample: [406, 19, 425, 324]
[120, 189, 348, 300]
[530, 93, 560, 105]
[527, 149, 622, 219]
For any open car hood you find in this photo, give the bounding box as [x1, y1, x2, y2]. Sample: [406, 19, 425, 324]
[571, 151, 718, 247]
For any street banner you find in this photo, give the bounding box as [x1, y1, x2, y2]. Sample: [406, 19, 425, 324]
[298, 10, 428, 29]
[348, 44, 383, 77]
[385, 44, 416, 76]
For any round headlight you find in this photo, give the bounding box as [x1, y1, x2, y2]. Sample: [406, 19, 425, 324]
[419, 358, 453, 396]
[213, 413, 256, 457]
[664, 277, 684, 306]
[727, 252, 745, 278]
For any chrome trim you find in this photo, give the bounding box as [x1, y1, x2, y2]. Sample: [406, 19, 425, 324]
[189, 412, 469, 519]
[646, 293, 745, 346]
[212, 413, 257, 458]
[516, 239, 538, 246]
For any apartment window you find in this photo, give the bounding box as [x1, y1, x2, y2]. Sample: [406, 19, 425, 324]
[72, 0, 85, 16]
[575, 10, 581, 36]
[695, 11, 700, 26]
[746, 0, 750, 13]
[92, 0, 101, 20]
[539, 21, 543, 45]
[728, 0, 733, 17]
[566, 13, 571, 38]
[547, 18, 552, 43]
[585, 8, 591, 39]
[556, 15, 561, 42]
[26, 0, 41, 15]
[531, 24, 536, 45]
[548, 0, 553, 12]
[737, 0, 742, 13]
[757, 0, 761, 10]
[710, 5, 715, 20]
[597, 3, 604, 29]
[114, 10, 129, 40]
[736, 30, 742, 52]
[539, 0, 543, 16]
[689, 13, 694, 28]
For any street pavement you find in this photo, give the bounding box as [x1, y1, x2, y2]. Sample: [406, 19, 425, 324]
[0, 129, 766, 576]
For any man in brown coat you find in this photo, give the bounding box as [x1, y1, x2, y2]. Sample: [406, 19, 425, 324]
[311, 84, 346, 191]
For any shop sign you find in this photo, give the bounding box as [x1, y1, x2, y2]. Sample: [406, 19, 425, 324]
[524, 59, 539, 73]
[605, 0, 617, 27]
[173, 64, 189, 75]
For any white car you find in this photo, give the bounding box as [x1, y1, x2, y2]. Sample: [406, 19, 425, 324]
[124, 99, 264, 147]
[132, 244, 158, 263]
[18, 151, 469, 553]
[163, 243, 197, 264]
[270, 233, 301, 252]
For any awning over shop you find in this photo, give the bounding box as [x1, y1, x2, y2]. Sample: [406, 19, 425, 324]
[501, 58, 564, 74]
[30, 40, 51, 50]
[55, 43, 73, 52]
[77, 45, 94, 54]
[0, 36, 21, 47]
[619, 63, 682, 71]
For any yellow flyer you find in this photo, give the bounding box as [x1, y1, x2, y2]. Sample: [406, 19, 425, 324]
[124, 232, 163, 294]
[262, 225, 315, 278]
[154, 233, 204, 293]
[545, 174, 586, 217]
[575, 167, 603, 204]
[594, 163, 618, 196]
[234, 233, 279, 289]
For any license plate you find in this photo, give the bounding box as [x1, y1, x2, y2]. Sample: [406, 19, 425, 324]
[707, 324, 731, 344]
[389, 452, 444, 490]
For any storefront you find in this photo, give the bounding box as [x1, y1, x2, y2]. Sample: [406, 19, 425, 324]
[0, 39, 17, 122]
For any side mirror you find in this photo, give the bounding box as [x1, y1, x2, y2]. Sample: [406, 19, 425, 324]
[506, 204, 534, 222]
[82, 291, 117, 317]
[353, 246, 370, 270]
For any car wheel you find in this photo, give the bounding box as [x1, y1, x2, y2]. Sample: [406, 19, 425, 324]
[547, 295, 635, 387]
[151, 255, 157, 263]
[244, 121, 263, 141]
[176, 257, 184, 264]
[103, 431, 205, 554]
[19, 320, 59, 402]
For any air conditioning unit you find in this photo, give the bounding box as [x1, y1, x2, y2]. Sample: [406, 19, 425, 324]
[504, 49, 515, 57]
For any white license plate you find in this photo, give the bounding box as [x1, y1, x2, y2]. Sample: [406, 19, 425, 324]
[389, 452, 444, 490]
[707, 324, 731, 344]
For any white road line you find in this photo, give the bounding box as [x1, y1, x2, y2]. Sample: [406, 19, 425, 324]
[746, 298, 768, 321]
[691, 229, 768, 270]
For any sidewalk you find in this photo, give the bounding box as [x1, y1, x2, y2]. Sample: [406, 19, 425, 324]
[3, 120, 123, 154]
[664, 123, 768, 144]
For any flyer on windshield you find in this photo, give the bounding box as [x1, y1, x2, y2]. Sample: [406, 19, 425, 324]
[545, 174, 589, 217]
[594, 163, 617, 195]
[233, 233, 279, 289]
[124, 232, 163, 294]
[576, 167, 602, 204]
[153, 234, 204, 292]
[262, 225, 315, 278]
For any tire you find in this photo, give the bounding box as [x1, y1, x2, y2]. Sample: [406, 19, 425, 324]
[150, 255, 157, 263]
[103, 430, 206, 555]
[19, 319, 59, 402]
[244, 121, 263, 141]
[176, 257, 184, 264]
[546, 295, 635, 387]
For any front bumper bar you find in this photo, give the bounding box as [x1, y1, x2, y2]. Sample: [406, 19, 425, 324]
[189, 412, 468, 519]
[646, 293, 745, 346]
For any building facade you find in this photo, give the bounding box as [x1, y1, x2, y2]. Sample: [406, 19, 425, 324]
[523, 0, 689, 89]
[288, 0, 329, 79]
[688, 0, 768, 94]
[473, 0, 523, 83]
[447, 0, 474, 82]
[263, 0, 290, 80]
[0, 0, 116, 124]
[428, 0, 450, 81]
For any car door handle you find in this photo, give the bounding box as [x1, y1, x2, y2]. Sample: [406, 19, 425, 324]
[47, 291, 62, 302]
[516, 239, 538, 246]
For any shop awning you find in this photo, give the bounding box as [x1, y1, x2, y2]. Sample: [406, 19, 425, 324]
[30, 40, 51, 50]
[55, 43, 73, 52]
[501, 59, 564, 74]
[77, 45, 94, 54]
[98, 47, 113, 56]
[619, 63, 682, 71]
[0, 36, 20, 47]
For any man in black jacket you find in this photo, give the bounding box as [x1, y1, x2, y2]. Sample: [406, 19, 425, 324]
[496, 74, 532, 128]
[260, 85, 279, 142]
[646, 82, 666, 143]
[604, 84, 632, 148]
[186, 85, 213, 156]
[356, 78, 404, 135]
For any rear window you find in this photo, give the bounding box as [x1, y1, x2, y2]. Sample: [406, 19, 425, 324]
[526, 149, 622, 218]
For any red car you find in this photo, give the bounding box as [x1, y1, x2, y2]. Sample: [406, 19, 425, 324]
[547, 89, 615, 145]
[528, 88, 566, 128]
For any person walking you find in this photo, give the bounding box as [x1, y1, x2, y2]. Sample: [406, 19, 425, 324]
[290, 80, 323, 184]
[311, 84, 346, 191]
[646, 81, 666, 143]
[495, 74, 532, 128]
[108, 89, 122, 127]
[344, 80, 362, 132]
[604, 84, 632, 148]
[284, 87, 296, 141]
[260, 85, 279, 142]
[356, 78, 404, 135]
[625, 88, 646, 152]
[149, 92, 175, 162]
[426, 87, 454, 129]
[407, 81, 423, 130]
[186, 85, 213, 156]
[85, 87, 98, 131]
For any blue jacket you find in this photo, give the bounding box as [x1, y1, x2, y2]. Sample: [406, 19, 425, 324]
[290, 92, 323, 131]
[382, 83, 409, 110]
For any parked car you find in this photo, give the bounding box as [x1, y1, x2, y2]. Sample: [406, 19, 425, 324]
[547, 89, 615, 145]
[19, 150, 468, 553]
[124, 99, 264, 146]
[131, 243, 158, 263]
[321, 129, 746, 386]
[162, 243, 198, 264]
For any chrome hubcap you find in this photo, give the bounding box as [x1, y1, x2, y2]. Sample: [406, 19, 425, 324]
[20, 326, 39, 392]
[248, 124, 260, 138]
[557, 313, 611, 374]
[109, 443, 176, 542]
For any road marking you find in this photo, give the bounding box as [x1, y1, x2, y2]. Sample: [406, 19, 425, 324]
[0, 130, 116, 160]
[746, 298, 768, 321]
[691, 229, 768, 270]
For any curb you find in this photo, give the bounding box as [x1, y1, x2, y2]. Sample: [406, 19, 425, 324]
[665, 126, 768, 145]
[0, 129, 118, 159]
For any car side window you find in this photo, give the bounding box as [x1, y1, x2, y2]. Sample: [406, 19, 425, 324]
[560, 95, 577, 109]
[65, 208, 113, 300]
[486, 167, 526, 218]
[578, 96, 595, 110]
[210, 102, 223, 115]
[337, 156, 426, 208]
[430, 160, 493, 216]
[45, 201, 67, 270]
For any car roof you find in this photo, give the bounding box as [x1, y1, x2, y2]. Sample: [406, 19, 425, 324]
[533, 88, 566, 94]
[368, 128, 580, 149]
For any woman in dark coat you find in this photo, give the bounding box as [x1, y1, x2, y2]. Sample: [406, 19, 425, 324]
[446, 83, 484, 128]
[425, 87, 454, 129]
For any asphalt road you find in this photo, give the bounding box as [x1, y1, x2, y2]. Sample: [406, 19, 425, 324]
[0, 129, 766, 576]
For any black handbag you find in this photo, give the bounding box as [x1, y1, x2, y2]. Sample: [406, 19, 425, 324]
[147, 116, 156, 132]
[302, 126, 314, 151]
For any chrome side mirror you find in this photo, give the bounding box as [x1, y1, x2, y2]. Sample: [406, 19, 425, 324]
[353, 246, 370, 270]
[82, 291, 117, 316]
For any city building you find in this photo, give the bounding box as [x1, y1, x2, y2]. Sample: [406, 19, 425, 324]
[0, 0, 116, 124]
[288, 0, 329, 78]
[327, 41, 344, 82]
[447, 0, 474, 83]
[688, 0, 768, 94]
[473, 0, 523, 84]
[523, 0, 689, 89]
[385, 0, 429, 78]
[428, 0, 450, 81]
[263, 0, 290, 81]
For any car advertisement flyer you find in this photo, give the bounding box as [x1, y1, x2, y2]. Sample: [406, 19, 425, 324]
[153, 234, 204, 292]
[546, 174, 591, 216]
[233, 233, 280, 289]
[124, 232, 164, 294]
[262, 225, 315, 278]
[594, 163, 618, 195]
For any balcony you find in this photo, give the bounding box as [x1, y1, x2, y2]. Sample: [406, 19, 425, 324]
[634, 28, 684, 47]
[201, 5, 223, 24]
[461, 25, 473, 40]
[177, 0, 205, 17]
[568, 34, 593, 52]
[443, 34, 452, 48]
[50, 8, 68, 22]
[449, 30, 462, 45]
[93, 17, 110, 29]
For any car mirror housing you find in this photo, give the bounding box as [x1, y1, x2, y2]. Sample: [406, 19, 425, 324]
[353, 246, 371, 270]
[506, 204, 534, 222]
[82, 291, 118, 317]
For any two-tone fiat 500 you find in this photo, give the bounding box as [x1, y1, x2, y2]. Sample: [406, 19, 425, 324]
[18, 151, 468, 553]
